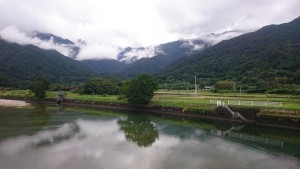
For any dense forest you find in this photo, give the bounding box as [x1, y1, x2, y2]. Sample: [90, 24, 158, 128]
[157, 17, 300, 90]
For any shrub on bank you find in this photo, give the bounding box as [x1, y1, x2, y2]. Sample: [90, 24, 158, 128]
[183, 107, 216, 115]
[268, 88, 297, 95]
[246, 88, 267, 94]
[257, 109, 300, 125]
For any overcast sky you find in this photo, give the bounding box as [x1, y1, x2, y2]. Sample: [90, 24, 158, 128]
[0, 0, 300, 60]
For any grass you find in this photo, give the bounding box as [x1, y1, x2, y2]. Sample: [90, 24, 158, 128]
[153, 92, 300, 110]
[1, 90, 300, 111]
[0, 90, 33, 99]
[63, 92, 124, 104]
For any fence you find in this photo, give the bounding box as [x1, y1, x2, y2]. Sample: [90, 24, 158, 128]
[210, 99, 283, 108]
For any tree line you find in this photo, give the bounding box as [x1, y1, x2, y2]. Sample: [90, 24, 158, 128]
[29, 74, 158, 104]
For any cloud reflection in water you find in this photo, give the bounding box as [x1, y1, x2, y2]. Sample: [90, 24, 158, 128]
[0, 119, 299, 169]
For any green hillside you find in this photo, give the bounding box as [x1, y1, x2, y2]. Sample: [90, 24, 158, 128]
[157, 17, 300, 88]
[0, 39, 94, 88]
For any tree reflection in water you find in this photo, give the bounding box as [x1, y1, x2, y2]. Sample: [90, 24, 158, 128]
[118, 114, 159, 147]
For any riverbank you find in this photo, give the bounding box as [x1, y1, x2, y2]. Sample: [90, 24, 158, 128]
[0, 99, 30, 107]
[1, 90, 300, 130]
[24, 98, 300, 131]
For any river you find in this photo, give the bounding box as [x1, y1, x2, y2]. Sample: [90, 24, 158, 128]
[0, 104, 300, 169]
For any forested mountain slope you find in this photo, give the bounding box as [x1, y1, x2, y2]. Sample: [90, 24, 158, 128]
[157, 17, 300, 87]
[0, 39, 94, 87]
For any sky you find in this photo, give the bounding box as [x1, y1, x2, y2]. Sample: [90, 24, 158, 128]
[0, 0, 300, 60]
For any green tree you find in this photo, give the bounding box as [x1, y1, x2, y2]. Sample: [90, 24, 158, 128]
[29, 77, 50, 99]
[215, 80, 235, 91]
[122, 74, 158, 104]
[79, 78, 120, 95]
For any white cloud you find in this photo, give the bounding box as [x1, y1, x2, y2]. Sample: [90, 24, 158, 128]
[120, 46, 164, 64]
[0, 25, 75, 56]
[199, 30, 250, 45]
[181, 40, 205, 51]
[76, 43, 119, 60]
[0, 0, 300, 60]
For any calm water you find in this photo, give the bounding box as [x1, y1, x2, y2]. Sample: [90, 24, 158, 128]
[0, 104, 300, 169]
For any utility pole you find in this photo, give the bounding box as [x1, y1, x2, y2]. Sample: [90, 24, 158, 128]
[233, 83, 236, 96]
[194, 75, 197, 96]
[164, 80, 167, 94]
[186, 82, 189, 94]
[240, 85, 242, 95]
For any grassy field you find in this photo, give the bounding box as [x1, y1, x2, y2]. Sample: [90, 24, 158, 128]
[1, 89, 300, 120]
[1, 90, 300, 110]
[154, 90, 300, 109]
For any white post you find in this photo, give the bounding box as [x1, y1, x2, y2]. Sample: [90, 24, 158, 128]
[280, 102, 283, 107]
[239, 100, 241, 105]
[228, 100, 229, 105]
[252, 101, 254, 107]
[265, 102, 267, 107]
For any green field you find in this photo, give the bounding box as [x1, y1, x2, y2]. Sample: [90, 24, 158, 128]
[1, 89, 300, 112]
[0, 90, 300, 121]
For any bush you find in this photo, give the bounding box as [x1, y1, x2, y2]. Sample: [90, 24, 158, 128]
[268, 88, 296, 94]
[183, 107, 216, 115]
[79, 78, 120, 95]
[246, 88, 267, 93]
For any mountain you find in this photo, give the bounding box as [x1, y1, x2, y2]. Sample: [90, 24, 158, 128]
[81, 59, 126, 73]
[157, 17, 300, 86]
[82, 30, 246, 77]
[117, 39, 210, 77]
[117, 30, 247, 64]
[34, 32, 75, 45]
[33, 32, 80, 58]
[0, 39, 94, 88]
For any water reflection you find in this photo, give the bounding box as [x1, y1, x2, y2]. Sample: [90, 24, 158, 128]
[0, 106, 300, 169]
[28, 105, 50, 127]
[211, 125, 284, 147]
[118, 114, 159, 147]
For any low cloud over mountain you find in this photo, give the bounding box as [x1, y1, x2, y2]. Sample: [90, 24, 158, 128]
[0, 26, 80, 58]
